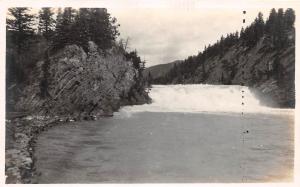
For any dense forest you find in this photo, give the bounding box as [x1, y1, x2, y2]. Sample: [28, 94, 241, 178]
[6, 8, 148, 112]
[152, 8, 295, 85]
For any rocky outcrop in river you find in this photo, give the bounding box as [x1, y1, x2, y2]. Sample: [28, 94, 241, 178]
[16, 41, 149, 118]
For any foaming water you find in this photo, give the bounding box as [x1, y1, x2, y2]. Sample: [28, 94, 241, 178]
[117, 84, 293, 115]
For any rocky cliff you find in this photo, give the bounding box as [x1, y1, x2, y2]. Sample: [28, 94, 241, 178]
[16, 41, 150, 118]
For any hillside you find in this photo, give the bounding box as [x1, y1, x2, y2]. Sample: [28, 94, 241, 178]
[143, 60, 182, 80]
[152, 8, 295, 108]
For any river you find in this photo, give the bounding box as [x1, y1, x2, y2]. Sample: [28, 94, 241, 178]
[34, 85, 294, 183]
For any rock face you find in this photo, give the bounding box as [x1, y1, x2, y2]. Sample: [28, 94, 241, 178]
[16, 41, 149, 117]
[200, 36, 294, 108]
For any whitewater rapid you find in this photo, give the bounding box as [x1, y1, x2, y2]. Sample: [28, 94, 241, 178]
[118, 84, 293, 115]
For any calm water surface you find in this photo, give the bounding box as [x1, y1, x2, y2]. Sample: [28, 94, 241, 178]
[35, 112, 294, 183]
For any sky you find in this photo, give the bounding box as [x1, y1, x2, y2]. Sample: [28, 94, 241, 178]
[111, 8, 267, 67]
[106, 0, 299, 67]
[5, 0, 299, 67]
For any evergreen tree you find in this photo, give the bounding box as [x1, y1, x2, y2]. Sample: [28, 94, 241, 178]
[240, 27, 245, 43]
[6, 8, 35, 53]
[234, 31, 239, 41]
[254, 12, 264, 41]
[52, 8, 120, 52]
[38, 8, 56, 98]
[284, 8, 295, 29]
[265, 8, 277, 33]
[265, 8, 278, 45]
[89, 8, 120, 51]
[275, 8, 286, 48]
[53, 7, 76, 50]
[55, 8, 63, 28]
[38, 8, 56, 41]
[73, 8, 91, 51]
[6, 8, 35, 84]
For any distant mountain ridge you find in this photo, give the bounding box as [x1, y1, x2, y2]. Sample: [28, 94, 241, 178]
[143, 60, 182, 80]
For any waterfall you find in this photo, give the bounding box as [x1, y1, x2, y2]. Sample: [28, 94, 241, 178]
[118, 84, 293, 115]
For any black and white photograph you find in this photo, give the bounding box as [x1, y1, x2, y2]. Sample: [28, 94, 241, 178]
[1, 0, 299, 185]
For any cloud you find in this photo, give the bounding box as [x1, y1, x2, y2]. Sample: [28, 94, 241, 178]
[109, 5, 290, 67]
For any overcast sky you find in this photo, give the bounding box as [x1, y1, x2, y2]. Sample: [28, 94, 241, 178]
[107, 0, 298, 67]
[11, 0, 298, 67]
[111, 8, 265, 67]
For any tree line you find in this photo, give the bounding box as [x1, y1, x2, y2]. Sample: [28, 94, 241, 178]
[6, 7, 146, 87]
[153, 8, 295, 84]
[6, 7, 148, 110]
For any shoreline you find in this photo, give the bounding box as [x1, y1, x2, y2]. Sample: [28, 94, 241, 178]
[5, 115, 100, 183]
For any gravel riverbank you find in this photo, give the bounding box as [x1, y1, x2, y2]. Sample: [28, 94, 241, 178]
[5, 115, 78, 183]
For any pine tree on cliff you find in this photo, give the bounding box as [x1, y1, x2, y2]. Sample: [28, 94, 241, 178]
[275, 8, 286, 48]
[38, 8, 56, 98]
[56, 8, 63, 28]
[88, 8, 120, 51]
[284, 8, 295, 46]
[38, 8, 56, 41]
[53, 7, 76, 50]
[284, 8, 295, 29]
[6, 8, 35, 54]
[265, 8, 277, 34]
[240, 27, 245, 42]
[265, 8, 278, 47]
[265, 8, 295, 48]
[234, 31, 239, 41]
[73, 8, 91, 51]
[53, 8, 120, 52]
[254, 12, 264, 41]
